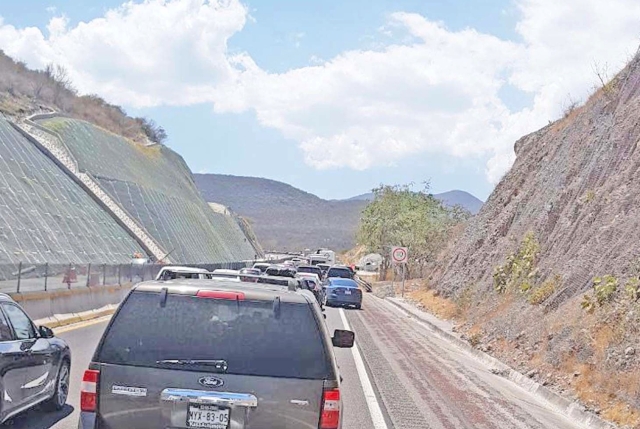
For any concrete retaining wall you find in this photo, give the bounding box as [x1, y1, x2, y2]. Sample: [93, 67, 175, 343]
[11, 284, 131, 321]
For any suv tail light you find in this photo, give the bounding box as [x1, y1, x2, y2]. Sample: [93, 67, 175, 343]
[80, 369, 100, 412]
[197, 290, 245, 300]
[320, 388, 340, 428]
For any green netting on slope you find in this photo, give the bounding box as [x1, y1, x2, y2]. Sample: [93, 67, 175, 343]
[210, 211, 260, 261]
[0, 117, 144, 276]
[37, 118, 256, 263]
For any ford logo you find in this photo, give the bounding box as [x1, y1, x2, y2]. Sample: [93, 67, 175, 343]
[198, 376, 224, 388]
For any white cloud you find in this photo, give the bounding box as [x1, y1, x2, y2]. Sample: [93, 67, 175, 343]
[1, 0, 640, 184]
[215, 2, 640, 178]
[0, 0, 248, 107]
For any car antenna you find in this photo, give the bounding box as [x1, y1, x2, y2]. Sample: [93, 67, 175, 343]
[272, 296, 281, 319]
[160, 287, 168, 308]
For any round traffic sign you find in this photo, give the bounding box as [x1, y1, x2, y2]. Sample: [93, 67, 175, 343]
[391, 246, 408, 264]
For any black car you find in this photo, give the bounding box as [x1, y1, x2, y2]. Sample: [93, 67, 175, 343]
[0, 293, 71, 423]
[265, 265, 297, 278]
[326, 265, 354, 279]
[297, 264, 324, 279]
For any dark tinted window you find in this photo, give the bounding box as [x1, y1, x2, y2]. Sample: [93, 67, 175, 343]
[327, 268, 352, 279]
[3, 304, 36, 340]
[329, 279, 358, 288]
[0, 310, 13, 341]
[98, 292, 330, 379]
[160, 271, 203, 280]
[297, 266, 322, 276]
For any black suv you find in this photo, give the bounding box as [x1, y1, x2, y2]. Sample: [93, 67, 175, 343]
[79, 279, 354, 429]
[0, 293, 71, 423]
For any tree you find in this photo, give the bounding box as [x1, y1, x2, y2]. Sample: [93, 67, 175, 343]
[136, 117, 168, 144]
[356, 183, 470, 278]
[49, 64, 75, 105]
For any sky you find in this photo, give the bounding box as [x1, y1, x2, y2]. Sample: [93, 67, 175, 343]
[0, 1, 639, 200]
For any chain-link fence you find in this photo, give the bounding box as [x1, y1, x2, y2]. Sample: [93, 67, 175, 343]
[0, 261, 252, 294]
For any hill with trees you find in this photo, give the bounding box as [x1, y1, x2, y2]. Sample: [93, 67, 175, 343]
[194, 174, 367, 251]
[194, 174, 482, 251]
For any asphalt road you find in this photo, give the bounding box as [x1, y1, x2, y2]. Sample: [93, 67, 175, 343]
[3, 295, 590, 429]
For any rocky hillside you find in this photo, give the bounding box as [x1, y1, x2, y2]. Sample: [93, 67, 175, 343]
[426, 52, 640, 426]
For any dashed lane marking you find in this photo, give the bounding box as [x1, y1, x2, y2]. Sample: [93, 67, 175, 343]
[339, 308, 389, 429]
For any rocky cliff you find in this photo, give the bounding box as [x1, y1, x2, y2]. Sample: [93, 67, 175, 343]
[426, 52, 640, 426]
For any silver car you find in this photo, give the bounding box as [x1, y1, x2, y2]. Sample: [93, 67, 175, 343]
[79, 279, 354, 429]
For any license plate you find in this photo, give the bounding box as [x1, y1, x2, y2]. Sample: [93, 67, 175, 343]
[187, 403, 230, 429]
[344, 290, 351, 295]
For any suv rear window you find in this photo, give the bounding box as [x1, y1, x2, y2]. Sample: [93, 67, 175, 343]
[97, 292, 330, 379]
[327, 268, 352, 279]
[297, 266, 322, 276]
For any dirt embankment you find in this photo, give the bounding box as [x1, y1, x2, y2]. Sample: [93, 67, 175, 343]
[417, 52, 640, 428]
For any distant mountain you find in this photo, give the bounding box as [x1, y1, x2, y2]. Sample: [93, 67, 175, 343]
[349, 190, 484, 214]
[194, 174, 367, 251]
[347, 193, 375, 201]
[195, 174, 484, 251]
[432, 190, 484, 214]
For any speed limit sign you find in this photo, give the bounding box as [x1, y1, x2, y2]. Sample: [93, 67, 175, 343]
[391, 246, 408, 264]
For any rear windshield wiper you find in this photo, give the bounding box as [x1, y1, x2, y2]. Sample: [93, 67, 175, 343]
[156, 359, 228, 372]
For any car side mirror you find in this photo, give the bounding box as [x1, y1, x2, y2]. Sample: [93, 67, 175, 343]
[332, 329, 355, 348]
[39, 326, 54, 339]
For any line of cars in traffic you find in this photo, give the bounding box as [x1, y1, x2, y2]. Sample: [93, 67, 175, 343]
[0, 256, 365, 427]
[154, 259, 364, 310]
[77, 259, 364, 429]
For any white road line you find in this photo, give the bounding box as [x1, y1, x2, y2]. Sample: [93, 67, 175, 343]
[339, 308, 388, 429]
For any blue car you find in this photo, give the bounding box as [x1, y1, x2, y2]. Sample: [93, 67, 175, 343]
[325, 278, 362, 309]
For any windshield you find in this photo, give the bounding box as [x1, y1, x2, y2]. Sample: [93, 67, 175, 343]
[98, 292, 330, 379]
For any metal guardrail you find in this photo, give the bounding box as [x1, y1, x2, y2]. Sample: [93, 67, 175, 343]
[355, 276, 373, 293]
[0, 262, 252, 294]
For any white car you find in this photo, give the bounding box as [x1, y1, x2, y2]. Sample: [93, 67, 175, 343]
[297, 272, 322, 285]
[252, 262, 271, 273]
[211, 269, 240, 280]
[155, 266, 210, 280]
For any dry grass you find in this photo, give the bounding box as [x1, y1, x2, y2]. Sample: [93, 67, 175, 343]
[400, 274, 640, 428]
[602, 401, 640, 426]
[523, 302, 640, 427]
[567, 360, 640, 426]
[408, 288, 459, 320]
[476, 291, 517, 326]
[551, 102, 584, 133]
[528, 275, 559, 305]
[0, 50, 161, 144]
